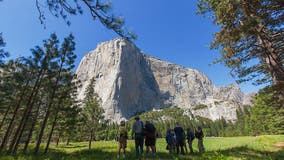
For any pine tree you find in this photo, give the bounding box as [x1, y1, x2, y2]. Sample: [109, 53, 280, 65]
[34, 33, 77, 153]
[0, 33, 79, 154]
[33, 0, 136, 39]
[9, 34, 61, 153]
[0, 33, 8, 66]
[0, 59, 33, 152]
[250, 86, 284, 135]
[44, 72, 79, 153]
[198, 0, 284, 93]
[82, 77, 105, 150]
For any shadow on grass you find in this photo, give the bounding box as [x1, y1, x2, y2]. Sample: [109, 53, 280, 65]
[0, 146, 283, 160]
[57, 144, 86, 149]
[211, 146, 284, 160]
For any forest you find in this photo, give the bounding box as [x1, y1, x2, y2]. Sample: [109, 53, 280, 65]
[0, 0, 283, 159]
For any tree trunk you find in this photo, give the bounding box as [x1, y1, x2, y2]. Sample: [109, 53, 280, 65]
[88, 130, 93, 151]
[258, 34, 284, 98]
[44, 112, 59, 154]
[241, 4, 284, 96]
[23, 102, 41, 153]
[66, 138, 70, 146]
[34, 52, 66, 154]
[11, 97, 40, 153]
[0, 105, 11, 131]
[264, 51, 284, 85]
[0, 90, 28, 151]
[34, 108, 50, 154]
[9, 71, 45, 153]
[0, 69, 34, 151]
[56, 136, 60, 147]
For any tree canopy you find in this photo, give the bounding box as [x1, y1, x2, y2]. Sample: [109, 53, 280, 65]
[0, 33, 9, 66]
[35, 0, 136, 40]
[197, 0, 284, 90]
[0, 0, 136, 42]
[0, 33, 79, 154]
[82, 77, 105, 150]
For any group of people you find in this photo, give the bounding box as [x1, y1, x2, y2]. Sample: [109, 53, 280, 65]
[117, 116, 205, 159]
[165, 122, 205, 154]
[117, 116, 157, 159]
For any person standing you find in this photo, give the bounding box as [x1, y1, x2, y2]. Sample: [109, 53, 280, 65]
[132, 116, 144, 158]
[195, 126, 205, 153]
[144, 121, 157, 156]
[165, 129, 175, 153]
[174, 122, 185, 154]
[186, 128, 195, 153]
[117, 121, 128, 159]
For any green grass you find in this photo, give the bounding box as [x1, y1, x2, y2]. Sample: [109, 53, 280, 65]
[0, 135, 283, 160]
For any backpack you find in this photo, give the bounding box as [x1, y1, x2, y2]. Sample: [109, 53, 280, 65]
[118, 126, 128, 140]
[147, 123, 155, 133]
[133, 120, 144, 134]
[187, 131, 195, 141]
[146, 123, 156, 138]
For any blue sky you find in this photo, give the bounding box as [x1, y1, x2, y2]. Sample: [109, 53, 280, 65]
[0, 0, 265, 93]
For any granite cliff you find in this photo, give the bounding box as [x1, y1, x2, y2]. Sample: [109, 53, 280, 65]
[76, 38, 246, 122]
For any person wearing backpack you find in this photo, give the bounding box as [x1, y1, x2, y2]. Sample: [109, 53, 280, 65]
[117, 121, 128, 159]
[132, 116, 144, 158]
[174, 122, 185, 154]
[195, 126, 205, 153]
[186, 128, 195, 153]
[144, 121, 157, 156]
[165, 129, 175, 153]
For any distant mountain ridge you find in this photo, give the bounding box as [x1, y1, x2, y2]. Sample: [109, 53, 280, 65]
[76, 38, 249, 122]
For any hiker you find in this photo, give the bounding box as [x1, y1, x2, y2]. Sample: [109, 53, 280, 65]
[195, 126, 205, 153]
[186, 128, 195, 153]
[132, 116, 144, 158]
[117, 121, 128, 159]
[165, 129, 175, 153]
[144, 121, 157, 156]
[174, 122, 185, 154]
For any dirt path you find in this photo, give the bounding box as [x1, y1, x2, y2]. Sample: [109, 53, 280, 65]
[274, 142, 284, 149]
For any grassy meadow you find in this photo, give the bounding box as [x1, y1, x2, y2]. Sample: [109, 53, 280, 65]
[0, 135, 283, 160]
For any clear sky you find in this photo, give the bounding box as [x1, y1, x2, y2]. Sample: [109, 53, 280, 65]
[0, 0, 265, 93]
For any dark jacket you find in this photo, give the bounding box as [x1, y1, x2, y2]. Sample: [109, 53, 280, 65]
[187, 131, 195, 142]
[195, 130, 204, 140]
[145, 123, 156, 138]
[166, 132, 174, 145]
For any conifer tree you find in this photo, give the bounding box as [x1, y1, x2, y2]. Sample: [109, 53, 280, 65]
[0, 59, 33, 152]
[250, 87, 284, 135]
[34, 33, 77, 153]
[82, 77, 105, 150]
[9, 34, 60, 153]
[0, 33, 8, 66]
[44, 72, 79, 153]
[198, 0, 284, 93]
[34, 0, 136, 39]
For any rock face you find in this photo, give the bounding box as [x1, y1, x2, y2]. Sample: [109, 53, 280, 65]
[76, 38, 246, 122]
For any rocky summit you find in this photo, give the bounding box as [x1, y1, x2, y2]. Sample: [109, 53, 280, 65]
[76, 38, 248, 122]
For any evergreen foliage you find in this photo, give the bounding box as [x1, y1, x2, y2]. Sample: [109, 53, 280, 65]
[81, 77, 105, 150]
[34, 0, 136, 39]
[250, 86, 284, 135]
[0, 34, 80, 154]
[197, 0, 284, 90]
[0, 33, 8, 66]
[0, 1, 283, 156]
